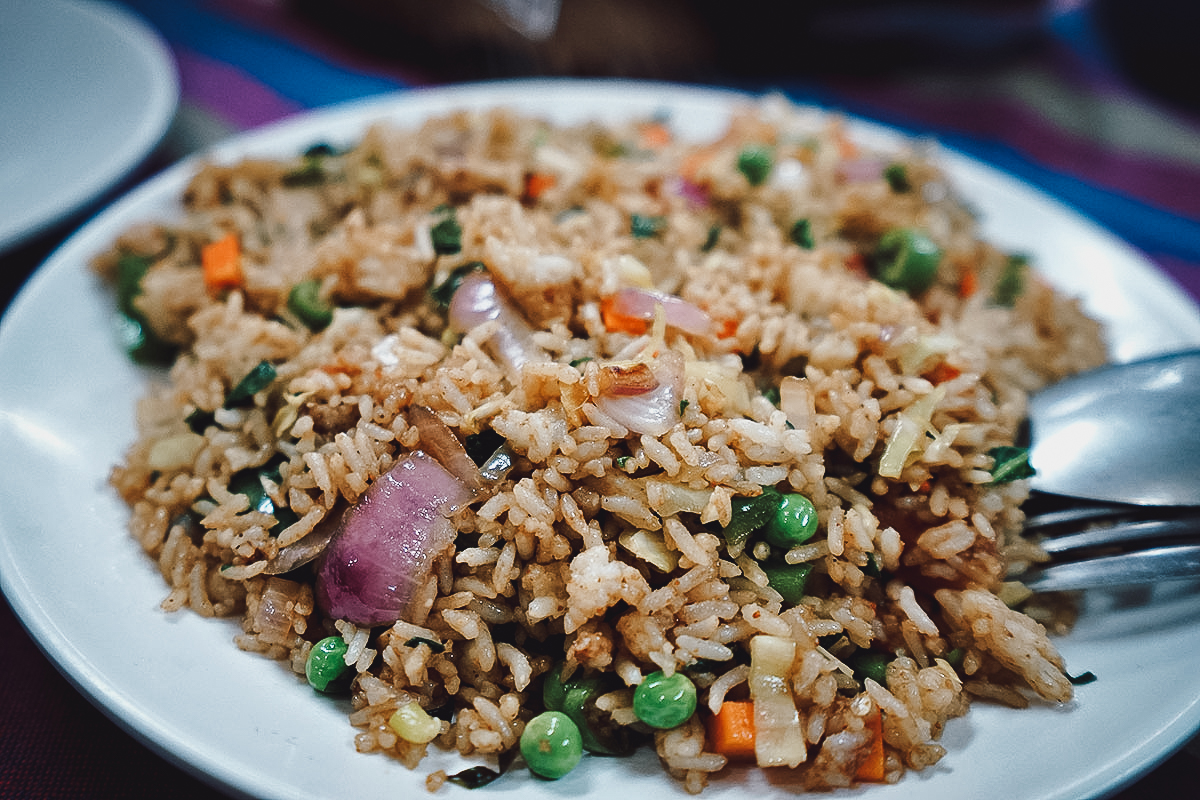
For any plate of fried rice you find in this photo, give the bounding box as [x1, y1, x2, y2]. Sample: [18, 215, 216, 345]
[2, 80, 1200, 800]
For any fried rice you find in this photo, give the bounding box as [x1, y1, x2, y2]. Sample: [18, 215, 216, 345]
[94, 94, 1106, 792]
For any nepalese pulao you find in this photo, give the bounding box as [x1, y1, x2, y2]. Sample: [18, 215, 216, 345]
[96, 95, 1106, 792]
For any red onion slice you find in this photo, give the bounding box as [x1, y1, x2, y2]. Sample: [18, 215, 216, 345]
[447, 272, 547, 373]
[605, 287, 714, 337]
[316, 451, 473, 626]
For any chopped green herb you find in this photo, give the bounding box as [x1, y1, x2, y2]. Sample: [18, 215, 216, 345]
[224, 360, 277, 408]
[185, 407, 216, 434]
[630, 213, 666, 239]
[790, 218, 814, 249]
[569, 356, 593, 367]
[762, 385, 781, 406]
[679, 399, 690, 415]
[446, 751, 517, 790]
[723, 486, 782, 549]
[701, 224, 721, 252]
[992, 253, 1028, 307]
[736, 144, 773, 186]
[404, 636, 446, 653]
[1067, 670, 1098, 686]
[884, 163, 911, 193]
[115, 252, 176, 365]
[760, 562, 814, 605]
[988, 446, 1035, 484]
[281, 143, 341, 187]
[430, 261, 486, 309]
[615, 456, 632, 469]
[431, 211, 463, 255]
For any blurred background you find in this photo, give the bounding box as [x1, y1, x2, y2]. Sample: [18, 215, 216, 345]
[3, 0, 1199, 797]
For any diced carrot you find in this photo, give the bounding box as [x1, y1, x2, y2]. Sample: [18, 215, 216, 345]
[706, 700, 756, 760]
[600, 295, 650, 335]
[923, 361, 962, 385]
[524, 171, 557, 202]
[844, 252, 869, 280]
[639, 121, 672, 149]
[958, 270, 979, 299]
[681, 146, 716, 183]
[716, 318, 739, 339]
[855, 708, 886, 782]
[202, 231, 243, 293]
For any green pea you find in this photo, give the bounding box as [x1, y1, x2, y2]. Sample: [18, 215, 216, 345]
[764, 493, 818, 548]
[873, 227, 942, 294]
[305, 636, 350, 692]
[287, 279, 334, 331]
[847, 651, 892, 687]
[632, 671, 697, 730]
[760, 562, 814, 605]
[520, 711, 583, 779]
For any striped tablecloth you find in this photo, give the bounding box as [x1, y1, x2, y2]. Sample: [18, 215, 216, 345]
[2, 1, 1197, 797]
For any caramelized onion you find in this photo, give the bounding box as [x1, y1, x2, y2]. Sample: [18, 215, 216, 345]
[594, 349, 685, 437]
[408, 404, 486, 493]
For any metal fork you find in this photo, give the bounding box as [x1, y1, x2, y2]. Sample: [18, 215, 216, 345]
[1014, 493, 1200, 593]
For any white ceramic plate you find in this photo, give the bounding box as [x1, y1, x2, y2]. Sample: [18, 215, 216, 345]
[0, 0, 178, 251]
[2, 80, 1199, 800]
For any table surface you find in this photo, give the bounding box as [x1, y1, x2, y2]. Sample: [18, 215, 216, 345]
[3, 1, 1199, 797]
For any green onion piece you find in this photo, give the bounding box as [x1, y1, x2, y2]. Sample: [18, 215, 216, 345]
[542, 664, 634, 756]
[224, 360, 277, 408]
[884, 163, 911, 193]
[988, 446, 1035, 484]
[736, 144, 773, 186]
[404, 636, 446, 653]
[430, 212, 462, 255]
[701, 224, 721, 252]
[115, 252, 176, 365]
[992, 253, 1028, 307]
[287, 279, 333, 330]
[445, 764, 506, 789]
[429, 261, 486, 309]
[185, 408, 216, 434]
[723, 486, 782, 549]
[790, 218, 814, 249]
[1068, 670, 1098, 686]
[873, 227, 942, 294]
[760, 562, 814, 605]
[630, 213, 666, 239]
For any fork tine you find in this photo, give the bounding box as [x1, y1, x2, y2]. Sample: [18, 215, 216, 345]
[1019, 543, 1200, 593]
[1039, 514, 1200, 556]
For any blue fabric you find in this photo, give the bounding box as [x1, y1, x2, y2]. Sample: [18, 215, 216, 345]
[119, 0, 403, 108]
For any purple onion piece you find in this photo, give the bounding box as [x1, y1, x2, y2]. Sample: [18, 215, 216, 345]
[316, 451, 473, 626]
[447, 273, 547, 374]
